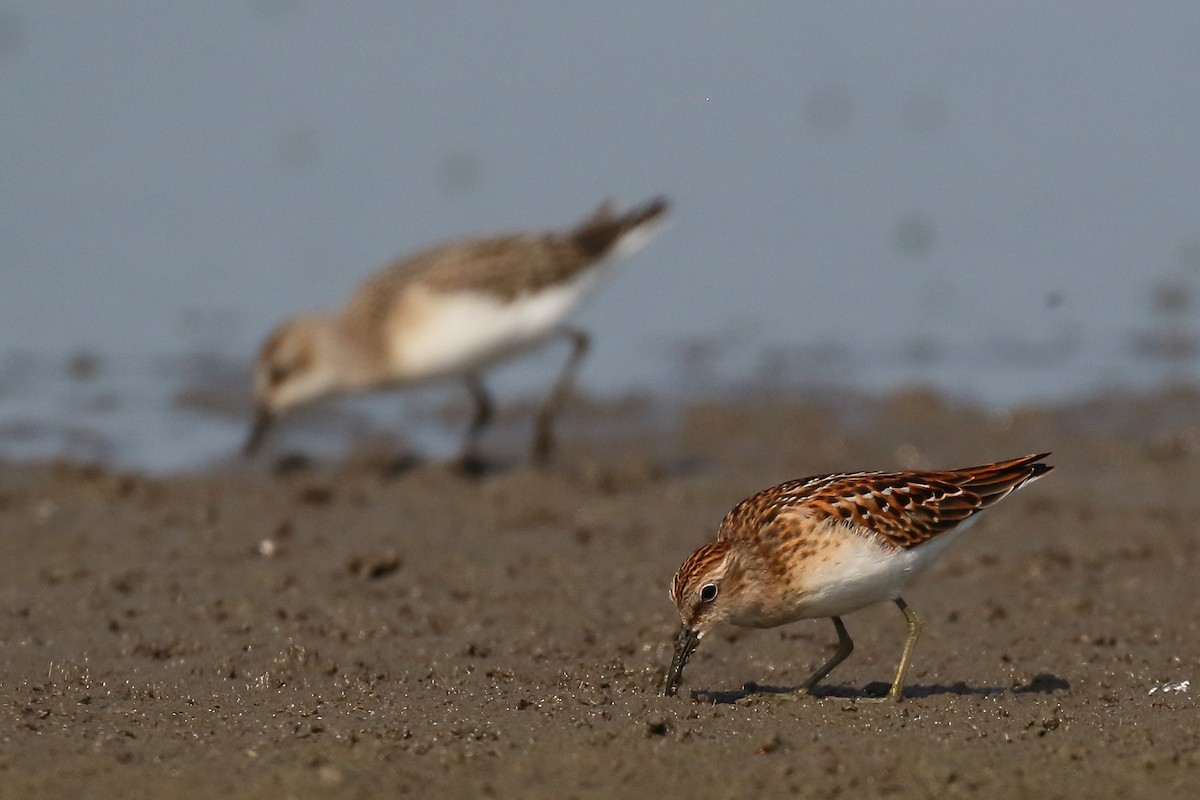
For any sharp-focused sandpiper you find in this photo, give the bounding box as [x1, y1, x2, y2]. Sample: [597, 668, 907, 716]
[664, 453, 1053, 701]
[244, 196, 669, 466]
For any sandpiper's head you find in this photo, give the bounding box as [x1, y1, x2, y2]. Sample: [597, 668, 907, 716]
[664, 539, 746, 696]
[244, 314, 344, 456]
[670, 540, 745, 632]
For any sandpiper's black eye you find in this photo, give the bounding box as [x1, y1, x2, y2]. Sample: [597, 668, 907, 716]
[699, 583, 718, 603]
[267, 364, 291, 387]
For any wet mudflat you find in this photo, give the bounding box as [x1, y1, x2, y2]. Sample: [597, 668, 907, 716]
[1, 387, 1198, 799]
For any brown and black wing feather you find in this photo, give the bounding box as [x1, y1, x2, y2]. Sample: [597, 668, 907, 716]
[719, 453, 1052, 549]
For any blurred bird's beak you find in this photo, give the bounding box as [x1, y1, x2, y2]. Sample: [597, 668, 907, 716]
[242, 406, 274, 457]
[663, 625, 701, 697]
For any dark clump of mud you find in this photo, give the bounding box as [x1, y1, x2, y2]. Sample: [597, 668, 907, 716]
[2, 386, 1200, 798]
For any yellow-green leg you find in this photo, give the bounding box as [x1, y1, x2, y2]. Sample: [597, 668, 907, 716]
[859, 597, 923, 703]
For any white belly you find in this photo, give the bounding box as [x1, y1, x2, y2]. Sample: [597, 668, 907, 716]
[390, 270, 601, 381]
[730, 518, 978, 628]
[794, 521, 973, 620]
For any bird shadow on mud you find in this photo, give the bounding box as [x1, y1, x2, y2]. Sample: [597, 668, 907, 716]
[692, 672, 1070, 705]
[270, 451, 429, 478]
[269, 450, 511, 480]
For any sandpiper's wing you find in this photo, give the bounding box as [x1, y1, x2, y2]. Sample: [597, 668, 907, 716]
[718, 453, 1052, 549]
[343, 233, 563, 321]
[348, 196, 670, 315]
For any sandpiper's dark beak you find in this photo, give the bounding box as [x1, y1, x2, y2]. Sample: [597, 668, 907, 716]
[242, 406, 274, 457]
[663, 625, 701, 697]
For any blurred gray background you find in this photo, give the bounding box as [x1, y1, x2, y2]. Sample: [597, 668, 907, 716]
[2, 2, 1199, 468]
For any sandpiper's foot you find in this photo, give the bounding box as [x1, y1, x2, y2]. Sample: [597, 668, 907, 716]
[855, 685, 905, 703]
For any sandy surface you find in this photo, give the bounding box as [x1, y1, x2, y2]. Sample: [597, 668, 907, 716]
[2, 386, 1199, 799]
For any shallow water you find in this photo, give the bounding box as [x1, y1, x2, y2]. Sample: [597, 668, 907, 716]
[2, 2, 1199, 469]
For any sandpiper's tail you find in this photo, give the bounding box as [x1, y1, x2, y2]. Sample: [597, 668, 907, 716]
[948, 452, 1054, 510]
[571, 195, 670, 259]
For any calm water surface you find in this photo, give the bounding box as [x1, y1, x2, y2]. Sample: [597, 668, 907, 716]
[2, 3, 1198, 469]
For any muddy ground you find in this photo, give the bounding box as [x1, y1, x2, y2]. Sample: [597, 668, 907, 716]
[2, 386, 1199, 799]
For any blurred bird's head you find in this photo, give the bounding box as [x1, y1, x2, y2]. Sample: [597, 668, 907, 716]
[243, 314, 346, 456]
